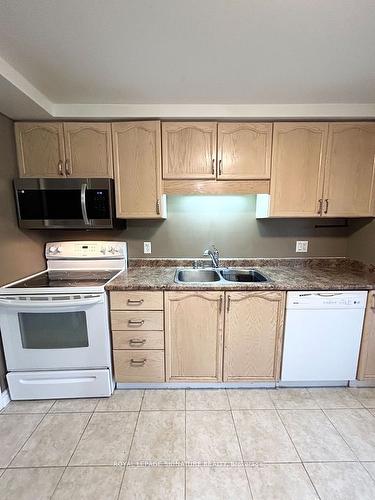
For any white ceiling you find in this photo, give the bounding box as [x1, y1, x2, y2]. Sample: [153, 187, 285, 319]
[0, 0, 374, 119]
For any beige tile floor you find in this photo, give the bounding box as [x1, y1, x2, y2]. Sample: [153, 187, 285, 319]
[1, 388, 375, 499]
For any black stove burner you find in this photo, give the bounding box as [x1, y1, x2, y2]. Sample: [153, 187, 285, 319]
[9, 270, 118, 288]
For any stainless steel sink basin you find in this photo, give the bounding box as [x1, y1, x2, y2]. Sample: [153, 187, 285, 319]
[174, 267, 270, 284]
[175, 269, 221, 283]
[219, 269, 268, 283]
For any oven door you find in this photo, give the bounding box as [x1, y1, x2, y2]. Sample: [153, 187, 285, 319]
[0, 293, 111, 371]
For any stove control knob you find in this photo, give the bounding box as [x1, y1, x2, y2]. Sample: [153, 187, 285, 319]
[56, 246, 62, 254]
[49, 246, 57, 254]
[108, 246, 119, 254]
[100, 247, 106, 255]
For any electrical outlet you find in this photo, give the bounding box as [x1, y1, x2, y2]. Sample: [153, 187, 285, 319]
[143, 241, 152, 254]
[296, 240, 308, 253]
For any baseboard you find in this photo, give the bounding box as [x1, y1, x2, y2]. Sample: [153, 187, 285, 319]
[116, 381, 277, 389]
[0, 389, 10, 410]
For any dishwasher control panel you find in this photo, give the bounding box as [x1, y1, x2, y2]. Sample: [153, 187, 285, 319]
[287, 291, 368, 309]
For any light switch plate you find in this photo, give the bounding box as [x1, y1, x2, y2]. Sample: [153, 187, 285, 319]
[296, 240, 308, 253]
[143, 241, 152, 254]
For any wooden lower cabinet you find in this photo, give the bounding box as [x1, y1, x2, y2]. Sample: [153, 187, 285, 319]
[114, 350, 165, 382]
[223, 291, 286, 381]
[357, 291, 375, 380]
[165, 291, 224, 381]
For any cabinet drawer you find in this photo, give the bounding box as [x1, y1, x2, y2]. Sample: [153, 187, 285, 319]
[111, 311, 163, 331]
[112, 330, 164, 350]
[110, 291, 163, 311]
[114, 350, 165, 382]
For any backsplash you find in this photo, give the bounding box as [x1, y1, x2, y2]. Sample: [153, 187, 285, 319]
[39, 195, 358, 259]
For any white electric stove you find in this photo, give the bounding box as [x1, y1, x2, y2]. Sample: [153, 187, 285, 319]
[0, 241, 127, 400]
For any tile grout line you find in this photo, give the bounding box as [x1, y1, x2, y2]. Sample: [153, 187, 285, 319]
[275, 407, 322, 499]
[115, 389, 145, 500]
[6, 410, 50, 469]
[49, 410, 95, 498]
[321, 408, 363, 462]
[228, 395, 254, 500]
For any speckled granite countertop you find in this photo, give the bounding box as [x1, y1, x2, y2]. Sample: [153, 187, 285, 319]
[106, 258, 375, 292]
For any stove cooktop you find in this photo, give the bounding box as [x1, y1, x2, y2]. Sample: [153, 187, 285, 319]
[8, 270, 119, 289]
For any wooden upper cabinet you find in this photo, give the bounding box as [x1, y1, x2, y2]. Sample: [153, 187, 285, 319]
[112, 121, 165, 219]
[15, 122, 65, 177]
[162, 122, 217, 179]
[63, 123, 113, 178]
[217, 123, 272, 180]
[165, 291, 224, 381]
[269, 123, 328, 217]
[223, 291, 285, 381]
[323, 123, 375, 217]
[357, 291, 375, 380]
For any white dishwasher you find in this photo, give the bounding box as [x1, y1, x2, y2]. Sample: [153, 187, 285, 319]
[281, 291, 368, 385]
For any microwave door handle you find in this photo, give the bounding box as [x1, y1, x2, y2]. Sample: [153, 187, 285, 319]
[80, 183, 90, 226]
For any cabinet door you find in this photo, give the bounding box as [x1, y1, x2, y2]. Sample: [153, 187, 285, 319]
[112, 121, 165, 219]
[165, 291, 224, 381]
[162, 122, 217, 179]
[270, 123, 327, 216]
[217, 123, 272, 180]
[63, 122, 113, 178]
[357, 291, 375, 380]
[15, 122, 65, 177]
[323, 123, 375, 217]
[223, 291, 285, 381]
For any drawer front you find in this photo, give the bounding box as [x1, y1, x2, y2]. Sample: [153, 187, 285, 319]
[110, 291, 163, 311]
[111, 311, 163, 331]
[112, 330, 164, 350]
[114, 350, 165, 382]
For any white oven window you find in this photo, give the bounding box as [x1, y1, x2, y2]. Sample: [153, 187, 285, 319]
[18, 312, 89, 349]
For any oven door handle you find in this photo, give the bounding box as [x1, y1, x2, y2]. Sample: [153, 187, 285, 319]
[81, 183, 90, 226]
[0, 294, 103, 308]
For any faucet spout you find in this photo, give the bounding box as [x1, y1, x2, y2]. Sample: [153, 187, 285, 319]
[203, 245, 220, 268]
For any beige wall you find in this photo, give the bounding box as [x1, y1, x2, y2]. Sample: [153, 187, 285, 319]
[47, 195, 352, 259]
[347, 219, 375, 265]
[0, 113, 46, 391]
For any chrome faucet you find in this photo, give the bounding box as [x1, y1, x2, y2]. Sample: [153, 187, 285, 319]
[204, 245, 220, 268]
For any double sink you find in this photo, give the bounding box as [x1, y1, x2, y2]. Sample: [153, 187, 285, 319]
[175, 268, 269, 284]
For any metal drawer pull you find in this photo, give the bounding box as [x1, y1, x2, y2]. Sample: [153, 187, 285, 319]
[324, 199, 329, 214]
[129, 338, 146, 346]
[58, 160, 64, 176]
[127, 299, 144, 305]
[65, 159, 72, 176]
[211, 158, 215, 174]
[128, 319, 145, 326]
[130, 358, 147, 366]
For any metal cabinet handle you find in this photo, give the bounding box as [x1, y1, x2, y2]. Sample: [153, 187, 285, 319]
[128, 319, 145, 327]
[156, 199, 160, 215]
[127, 299, 144, 305]
[372, 294, 375, 310]
[130, 358, 146, 366]
[317, 199, 323, 215]
[58, 160, 64, 176]
[65, 159, 72, 176]
[324, 199, 329, 214]
[211, 158, 215, 175]
[219, 295, 223, 313]
[227, 295, 231, 313]
[129, 338, 146, 346]
[218, 159, 223, 175]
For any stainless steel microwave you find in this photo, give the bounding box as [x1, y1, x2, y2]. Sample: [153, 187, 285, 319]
[14, 178, 123, 229]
